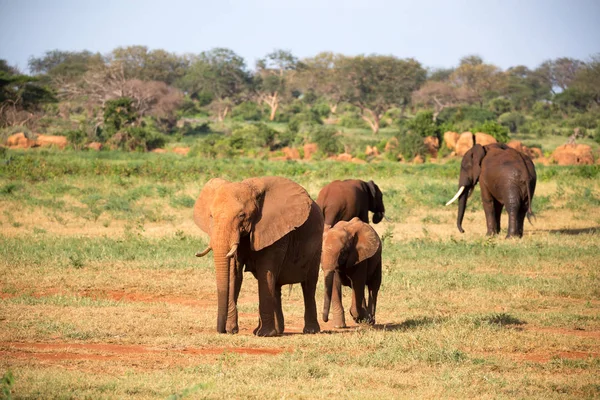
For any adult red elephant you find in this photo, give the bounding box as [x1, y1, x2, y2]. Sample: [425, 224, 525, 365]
[446, 143, 536, 238]
[194, 176, 323, 337]
[316, 179, 386, 227]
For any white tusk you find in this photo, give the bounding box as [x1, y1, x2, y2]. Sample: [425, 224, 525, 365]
[225, 243, 238, 258]
[195, 247, 212, 257]
[445, 186, 465, 206]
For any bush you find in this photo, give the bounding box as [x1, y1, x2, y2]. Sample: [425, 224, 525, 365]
[103, 98, 137, 138]
[532, 102, 556, 120]
[65, 129, 86, 150]
[437, 106, 496, 125]
[566, 113, 599, 130]
[594, 126, 600, 145]
[488, 98, 512, 115]
[309, 126, 342, 155]
[473, 121, 510, 143]
[311, 102, 331, 119]
[109, 126, 167, 152]
[405, 111, 440, 138]
[498, 112, 526, 133]
[231, 101, 264, 121]
[229, 123, 278, 150]
[396, 130, 426, 160]
[288, 111, 322, 133]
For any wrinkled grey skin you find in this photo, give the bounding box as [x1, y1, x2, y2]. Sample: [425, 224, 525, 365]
[453, 143, 536, 238]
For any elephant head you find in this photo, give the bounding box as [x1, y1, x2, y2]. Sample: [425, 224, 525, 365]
[321, 218, 380, 322]
[193, 176, 312, 333]
[366, 180, 385, 224]
[446, 144, 487, 233]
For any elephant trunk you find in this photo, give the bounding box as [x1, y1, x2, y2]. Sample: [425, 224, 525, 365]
[322, 270, 335, 322]
[212, 230, 239, 333]
[456, 186, 470, 233]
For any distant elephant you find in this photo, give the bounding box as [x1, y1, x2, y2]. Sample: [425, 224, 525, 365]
[446, 143, 536, 238]
[321, 217, 382, 328]
[194, 176, 323, 336]
[316, 179, 386, 226]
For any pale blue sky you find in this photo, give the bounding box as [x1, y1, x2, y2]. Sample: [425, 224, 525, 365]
[0, 0, 599, 73]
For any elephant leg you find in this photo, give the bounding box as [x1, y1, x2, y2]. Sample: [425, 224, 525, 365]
[331, 271, 347, 328]
[226, 260, 244, 334]
[367, 263, 382, 325]
[252, 240, 287, 337]
[505, 204, 521, 239]
[493, 200, 503, 235]
[482, 190, 497, 236]
[274, 285, 284, 335]
[301, 254, 320, 334]
[516, 205, 527, 237]
[254, 268, 278, 337]
[349, 275, 368, 323]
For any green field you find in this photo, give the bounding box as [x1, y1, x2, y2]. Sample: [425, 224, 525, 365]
[1, 150, 599, 399]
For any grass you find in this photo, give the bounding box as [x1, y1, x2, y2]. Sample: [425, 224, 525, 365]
[0, 150, 599, 399]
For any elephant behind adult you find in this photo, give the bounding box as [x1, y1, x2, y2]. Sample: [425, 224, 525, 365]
[446, 143, 536, 238]
[316, 179, 385, 226]
[321, 218, 382, 328]
[194, 176, 323, 337]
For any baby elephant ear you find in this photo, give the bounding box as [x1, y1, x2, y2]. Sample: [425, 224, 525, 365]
[346, 220, 381, 264]
[244, 176, 312, 251]
[193, 178, 230, 235]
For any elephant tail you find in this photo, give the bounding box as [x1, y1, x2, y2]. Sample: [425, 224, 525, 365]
[525, 173, 536, 226]
[517, 151, 536, 226]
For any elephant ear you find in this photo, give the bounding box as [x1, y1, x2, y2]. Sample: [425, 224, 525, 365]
[345, 218, 381, 264]
[366, 180, 378, 198]
[193, 178, 230, 235]
[470, 144, 487, 185]
[244, 176, 312, 251]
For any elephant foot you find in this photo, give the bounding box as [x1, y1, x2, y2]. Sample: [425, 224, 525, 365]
[303, 322, 320, 334]
[253, 325, 278, 337]
[226, 322, 239, 334]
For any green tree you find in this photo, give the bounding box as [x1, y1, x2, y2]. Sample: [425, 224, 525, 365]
[255, 49, 300, 121]
[502, 65, 551, 110]
[297, 52, 348, 114]
[450, 55, 503, 108]
[177, 48, 250, 121]
[110, 46, 187, 84]
[536, 57, 585, 94]
[338, 55, 426, 133]
[571, 54, 600, 106]
[0, 66, 56, 128]
[28, 49, 104, 81]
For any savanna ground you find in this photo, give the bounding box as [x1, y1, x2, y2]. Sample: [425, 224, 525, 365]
[0, 150, 599, 399]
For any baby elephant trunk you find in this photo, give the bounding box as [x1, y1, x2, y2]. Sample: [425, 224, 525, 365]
[322, 270, 335, 322]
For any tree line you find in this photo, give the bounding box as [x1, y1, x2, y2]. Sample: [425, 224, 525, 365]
[1, 46, 599, 150]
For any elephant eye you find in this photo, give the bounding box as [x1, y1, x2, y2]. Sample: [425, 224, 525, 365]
[238, 212, 246, 219]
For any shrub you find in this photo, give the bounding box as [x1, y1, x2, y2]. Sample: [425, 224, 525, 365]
[231, 101, 264, 121]
[594, 126, 600, 145]
[309, 126, 342, 155]
[498, 112, 526, 133]
[437, 106, 496, 125]
[566, 113, 599, 130]
[406, 111, 440, 139]
[473, 121, 510, 143]
[488, 98, 512, 115]
[396, 130, 426, 160]
[532, 102, 556, 120]
[109, 126, 167, 152]
[288, 111, 322, 133]
[311, 102, 331, 119]
[229, 123, 278, 150]
[103, 98, 137, 138]
[65, 129, 87, 150]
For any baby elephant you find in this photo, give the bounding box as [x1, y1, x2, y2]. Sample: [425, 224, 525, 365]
[321, 217, 382, 328]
